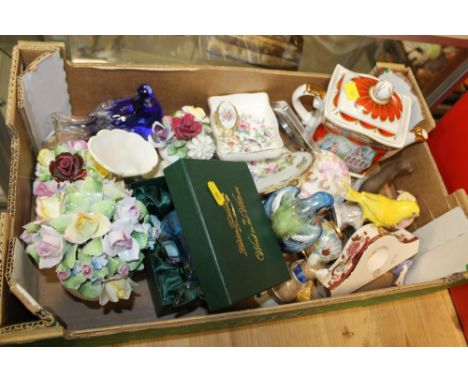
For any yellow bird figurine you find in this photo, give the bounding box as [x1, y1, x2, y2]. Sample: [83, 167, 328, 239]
[344, 185, 420, 228]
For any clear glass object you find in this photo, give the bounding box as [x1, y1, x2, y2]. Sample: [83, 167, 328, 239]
[52, 112, 97, 143]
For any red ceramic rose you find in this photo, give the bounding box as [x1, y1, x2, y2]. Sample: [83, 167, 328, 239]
[171, 113, 202, 140]
[49, 152, 87, 182]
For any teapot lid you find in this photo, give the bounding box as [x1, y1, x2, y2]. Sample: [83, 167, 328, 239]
[323, 65, 412, 148]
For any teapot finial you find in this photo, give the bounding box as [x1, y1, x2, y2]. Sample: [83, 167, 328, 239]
[371, 80, 394, 104]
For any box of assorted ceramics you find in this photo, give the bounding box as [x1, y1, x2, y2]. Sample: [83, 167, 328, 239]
[0, 41, 467, 345]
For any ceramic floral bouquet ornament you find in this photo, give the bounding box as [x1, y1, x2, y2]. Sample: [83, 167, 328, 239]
[150, 106, 216, 162]
[21, 140, 160, 305]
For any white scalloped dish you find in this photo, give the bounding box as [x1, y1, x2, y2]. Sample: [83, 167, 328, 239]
[88, 129, 159, 177]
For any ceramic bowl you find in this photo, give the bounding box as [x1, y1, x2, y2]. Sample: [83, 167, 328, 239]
[88, 129, 159, 177]
[207, 92, 284, 161]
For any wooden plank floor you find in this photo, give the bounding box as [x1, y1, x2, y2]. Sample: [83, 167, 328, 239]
[112, 290, 466, 346]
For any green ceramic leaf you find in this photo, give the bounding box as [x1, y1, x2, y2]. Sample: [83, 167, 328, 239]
[89, 200, 116, 220]
[62, 273, 87, 290]
[48, 215, 73, 234]
[81, 238, 103, 257]
[64, 183, 80, 194]
[132, 231, 148, 250]
[26, 245, 39, 264]
[77, 253, 92, 265]
[107, 256, 120, 275]
[136, 200, 147, 220]
[63, 192, 90, 214]
[174, 140, 186, 148]
[93, 267, 109, 280]
[36, 165, 53, 181]
[81, 176, 103, 194]
[56, 263, 69, 273]
[167, 145, 177, 155]
[78, 281, 102, 299]
[176, 148, 188, 158]
[54, 145, 68, 156]
[128, 252, 145, 271]
[24, 223, 41, 233]
[63, 244, 78, 269]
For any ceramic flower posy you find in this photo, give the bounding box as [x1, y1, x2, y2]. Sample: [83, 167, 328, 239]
[150, 106, 216, 162]
[21, 140, 160, 305]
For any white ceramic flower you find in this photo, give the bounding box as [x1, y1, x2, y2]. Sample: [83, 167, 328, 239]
[30, 225, 65, 269]
[99, 277, 137, 305]
[114, 197, 140, 224]
[37, 148, 55, 167]
[102, 219, 140, 262]
[36, 194, 62, 220]
[181, 106, 209, 123]
[186, 134, 216, 160]
[64, 212, 112, 244]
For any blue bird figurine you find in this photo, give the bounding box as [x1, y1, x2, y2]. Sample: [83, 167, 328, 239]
[90, 84, 163, 138]
[264, 186, 334, 253]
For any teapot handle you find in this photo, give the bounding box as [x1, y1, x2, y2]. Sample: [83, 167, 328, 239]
[291, 84, 324, 135]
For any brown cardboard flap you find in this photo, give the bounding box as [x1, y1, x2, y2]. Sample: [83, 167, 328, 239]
[18, 50, 71, 151]
[372, 62, 436, 133]
[8, 239, 42, 315]
[17, 41, 67, 68]
[0, 212, 12, 326]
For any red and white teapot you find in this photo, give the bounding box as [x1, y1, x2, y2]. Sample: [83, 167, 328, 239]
[292, 64, 427, 177]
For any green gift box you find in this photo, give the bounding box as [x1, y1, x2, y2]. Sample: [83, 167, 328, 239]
[132, 159, 290, 315]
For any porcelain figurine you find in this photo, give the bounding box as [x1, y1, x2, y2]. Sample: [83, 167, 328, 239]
[333, 202, 364, 231]
[292, 65, 428, 177]
[264, 186, 334, 253]
[315, 224, 419, 297]
[359, 158, 414, 193]
[271, 258, 321, 303]
[307, 220, 343, 263]
[345, 185, 420, 229]
[88, 129, 159, 177]
[393, 190, 418, 229]
[207, 92, 284, 161]
[299, 149, 351, 204]
[156, 106, 216, 162]
[90, 84, 163, 139]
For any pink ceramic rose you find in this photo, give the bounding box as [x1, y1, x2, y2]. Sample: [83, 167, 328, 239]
[33, 180, 59, 197]
[66, 140, 88, 152]
[115, 197, 140, 224]
[31, 226, 65, 269]
[102, 219, 140, 262]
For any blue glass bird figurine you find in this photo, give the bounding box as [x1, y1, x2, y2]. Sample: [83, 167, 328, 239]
[90, 84, 163, 138]
[264, 186, 335, 253]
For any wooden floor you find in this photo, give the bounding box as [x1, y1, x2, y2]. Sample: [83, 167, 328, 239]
[112, 290, 466, 346]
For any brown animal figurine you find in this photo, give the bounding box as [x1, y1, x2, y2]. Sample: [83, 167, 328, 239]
[360, 158, 413, 194]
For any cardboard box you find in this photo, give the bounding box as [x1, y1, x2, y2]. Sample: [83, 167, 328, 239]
[1, 41, 467, 345]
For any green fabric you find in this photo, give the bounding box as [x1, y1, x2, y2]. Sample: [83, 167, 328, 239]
[131, 178, 173, 219]
[131, 178, 199, 311]
[151, 248, 199, 306]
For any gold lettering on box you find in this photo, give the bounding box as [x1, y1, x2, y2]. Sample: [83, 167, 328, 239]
[210, 181, 265, 261]
[233, 187, 265, 262]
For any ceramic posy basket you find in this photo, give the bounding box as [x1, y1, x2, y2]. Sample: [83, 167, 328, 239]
[88, 129, 159, 177]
